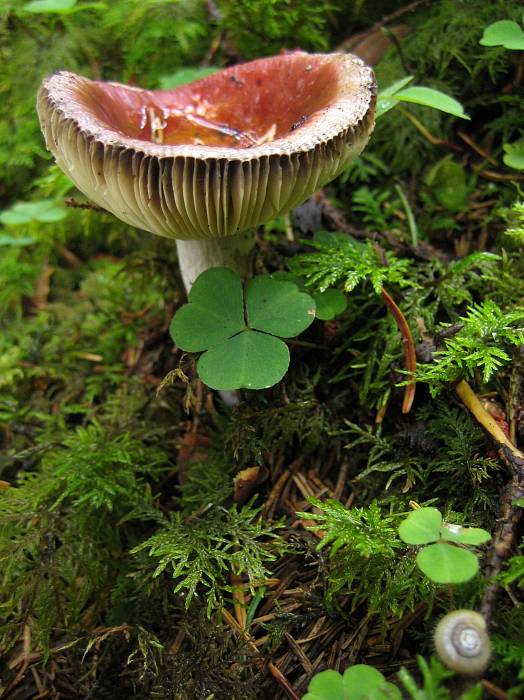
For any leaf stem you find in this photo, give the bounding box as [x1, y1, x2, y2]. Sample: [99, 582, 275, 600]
[381, 287, 416, 413]
[394, 183, 419, 247]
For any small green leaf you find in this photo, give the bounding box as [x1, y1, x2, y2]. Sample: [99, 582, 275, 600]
[313, 288, 347, 320]
[480, 20, 524, 50]
[0, 235, 35, 247]
[246, 275, 315, 337]
[159, 67, 218, 90]
[440, 524, 491, 546]
[303, 670, 344, 700]
[22, 0, 104, 12]
[503, 141, 524, 171]
[394, 86, 470, 120]
[460, 685, 483, 700]
[170, 267, 245, 352]
[270, 271, 346, 320]
[23, 0, 77, 11]
[376, 76, 414, 118]
[416, 543, 479, 583]
[197, 331, 289, 390]
[343, 665, 402, 700]
[0, 200, 67, 225]
[398, 508, 442, 545]
[303, 665, 401, 700]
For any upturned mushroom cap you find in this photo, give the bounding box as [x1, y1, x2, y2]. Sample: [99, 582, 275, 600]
[37, 53, 376, 240]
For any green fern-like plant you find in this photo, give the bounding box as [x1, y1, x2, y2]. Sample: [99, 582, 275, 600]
[301, 499, 400, 557]
[132, 503, 285, 615]
[297, 499, 431, 618]
[289, 232, 412, 294]
[503, 200, 524, 244]
[41, 422, 167, 518]
[417, 300, 524, 391]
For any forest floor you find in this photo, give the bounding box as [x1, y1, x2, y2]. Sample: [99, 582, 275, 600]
[1, 1, 524, 698]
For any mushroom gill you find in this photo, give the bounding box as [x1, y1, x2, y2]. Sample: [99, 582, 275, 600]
[37, 52, 376, 289]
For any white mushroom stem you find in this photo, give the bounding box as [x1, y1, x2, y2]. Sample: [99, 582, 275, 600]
[175, 231, 255, 293]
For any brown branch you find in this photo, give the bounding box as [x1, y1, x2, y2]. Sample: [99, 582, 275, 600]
[457, 131, 498, 167]
[64, 197, 105, 212]
[315, 190, 364, 237]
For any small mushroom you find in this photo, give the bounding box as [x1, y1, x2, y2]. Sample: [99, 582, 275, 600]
[37, 52, 376, 292]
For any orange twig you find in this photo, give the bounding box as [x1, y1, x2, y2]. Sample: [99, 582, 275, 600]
[381, 287, 416, 413]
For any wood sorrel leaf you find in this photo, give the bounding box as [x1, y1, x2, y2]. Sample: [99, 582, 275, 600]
[416, 543, 479, 583]
[398, 507, 442, 545]
[303, 665, 401, 700]
[170, 268, 316, 390]
[313, 288, 347, 320]
[197, 331, 289, 390]
[440, 524, 491, 546]
[480, 20, 524, 50]
[170, 267, 245, 352]
[303, 670, 344, 700]
[246, 275, 316, 337]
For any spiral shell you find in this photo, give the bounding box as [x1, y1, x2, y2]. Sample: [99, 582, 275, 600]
[434, 610, 491, 676]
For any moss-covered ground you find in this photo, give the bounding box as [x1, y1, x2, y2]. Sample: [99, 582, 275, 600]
[1, 1, 524, 697]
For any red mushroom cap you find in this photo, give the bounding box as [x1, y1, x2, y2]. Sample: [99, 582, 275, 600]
[37, 52, 376, 240]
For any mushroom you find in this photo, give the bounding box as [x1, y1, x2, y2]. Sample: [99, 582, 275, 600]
[37, 52, 376, 292]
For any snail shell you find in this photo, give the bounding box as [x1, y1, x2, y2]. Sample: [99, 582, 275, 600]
[434, 610, 491, 676]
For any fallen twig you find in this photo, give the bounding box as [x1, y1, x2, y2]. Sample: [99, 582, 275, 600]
[455, 379, 524, 626]
[381, 287, 417, 413]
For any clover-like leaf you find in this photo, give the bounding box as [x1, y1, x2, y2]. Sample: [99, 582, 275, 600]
[416, 543, 479, 584]
[503, 141, 524, 171]
[440, 524, 491, 546]
[480, 20, 524, 50]
[170, 267, 244, 352]
[270, 271, 347, 321]
[313, 288, 347, 320]
[197, 331, 289, 390]
[246, 275, 315, 336]
[303, 670, 344, 700]
[343, 665, 402, 700]
[303, 664, 401, 700]
[170, 268, 316, 390]
[398, 507, 442, 545]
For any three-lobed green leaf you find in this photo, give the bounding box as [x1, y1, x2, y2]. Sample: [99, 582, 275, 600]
[398, 508, 490, 584]
[303, 665, 401, 700]
[170, 268, 316, 390]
